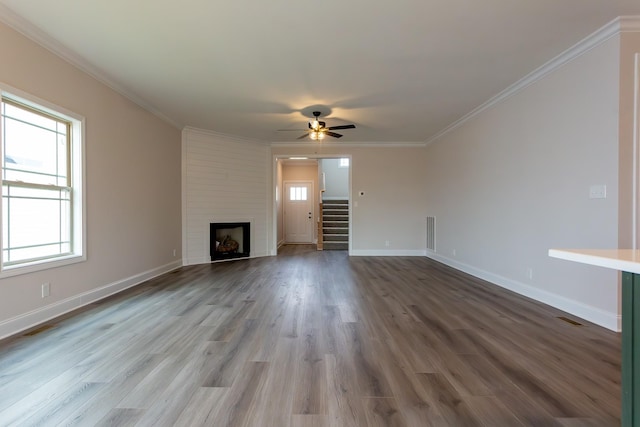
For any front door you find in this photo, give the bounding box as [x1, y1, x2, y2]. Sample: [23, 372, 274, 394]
[284, 181, 313, 243]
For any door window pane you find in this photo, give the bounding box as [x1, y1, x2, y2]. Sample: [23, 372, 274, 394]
[289, 186, 307, 201]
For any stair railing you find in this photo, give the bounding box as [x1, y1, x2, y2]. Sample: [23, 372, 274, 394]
[317, 202, 324, 251]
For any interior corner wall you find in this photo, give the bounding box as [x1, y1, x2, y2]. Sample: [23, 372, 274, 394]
[618, 31, 640, 250]
[0, 22, 182, 339]
[423, 34, 622, 330]
[182, 128, 270, 265]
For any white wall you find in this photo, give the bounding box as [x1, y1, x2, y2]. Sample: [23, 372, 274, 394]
[272, 146, 429, 255]
[423, 34, 622, 330]
[320, 158, 349, 200]
[182, 128, 270, 265]
[0, 21, 182, 339]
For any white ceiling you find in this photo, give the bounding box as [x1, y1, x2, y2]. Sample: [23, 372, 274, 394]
[1, 1, 639, 143]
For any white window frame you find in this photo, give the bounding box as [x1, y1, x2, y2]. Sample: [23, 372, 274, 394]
[0, 84, 86, 278]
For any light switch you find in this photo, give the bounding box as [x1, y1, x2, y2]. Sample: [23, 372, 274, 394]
[589, 185, 606, 199]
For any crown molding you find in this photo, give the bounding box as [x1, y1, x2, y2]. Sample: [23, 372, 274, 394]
[183, 126, 270, 145]
[0, 4, 182, 129]
[271, 140, 426, 148]
[426, 15, 640, 146]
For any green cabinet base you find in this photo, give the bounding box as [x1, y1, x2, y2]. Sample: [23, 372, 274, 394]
[622, 272, 640, 426]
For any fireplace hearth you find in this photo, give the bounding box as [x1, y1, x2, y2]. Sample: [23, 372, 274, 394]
[210, 222, 250, 261]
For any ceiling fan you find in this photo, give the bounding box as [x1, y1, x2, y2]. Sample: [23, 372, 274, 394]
[281, 111, 356, 140]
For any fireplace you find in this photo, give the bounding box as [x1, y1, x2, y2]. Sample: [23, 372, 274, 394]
[210, 222, 250, 261]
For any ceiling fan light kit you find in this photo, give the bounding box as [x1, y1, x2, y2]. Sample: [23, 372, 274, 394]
[309, 119, 323, 131]
[289, 110, 356, 141]
[310, 131, 325, 141]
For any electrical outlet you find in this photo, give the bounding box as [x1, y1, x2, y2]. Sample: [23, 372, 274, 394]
[41, 282, 50, 298]
[385, 240, 390, 247]
[527, 268, 533, 280]
[452, 249, 457, 256]
[173, 249, 177, 257]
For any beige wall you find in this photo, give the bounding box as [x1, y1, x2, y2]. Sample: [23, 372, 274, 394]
[0, 22, 182, 338]
[423, 34, 622, 330]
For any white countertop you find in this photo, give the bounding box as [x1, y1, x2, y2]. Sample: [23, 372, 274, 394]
[549, 249, 640, 274]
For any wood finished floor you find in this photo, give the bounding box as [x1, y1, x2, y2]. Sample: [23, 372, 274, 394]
[0, 245, 621, 426]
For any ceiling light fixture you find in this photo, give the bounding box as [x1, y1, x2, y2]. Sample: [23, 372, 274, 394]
[310, 131, 325, 141]
[282, 110, 354, 141]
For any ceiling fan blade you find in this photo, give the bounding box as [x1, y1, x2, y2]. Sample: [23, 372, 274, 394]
[326, 131, 343, 138]
[327, 124, 355, 130]
[277, 129, 307, 131]
[296, 133, 309, 140]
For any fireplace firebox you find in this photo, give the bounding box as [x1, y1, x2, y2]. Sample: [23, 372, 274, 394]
[210, 222, 250, 261]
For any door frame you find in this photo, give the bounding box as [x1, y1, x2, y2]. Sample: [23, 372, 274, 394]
[272, 154, 352, 255]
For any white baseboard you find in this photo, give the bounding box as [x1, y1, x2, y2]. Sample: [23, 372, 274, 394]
[351, 249, 427, 257]
[426, 252, 620, 332]
[0, 260, 183, 340]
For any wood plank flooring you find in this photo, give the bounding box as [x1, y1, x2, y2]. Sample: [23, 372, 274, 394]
[0, 245, 621, 426]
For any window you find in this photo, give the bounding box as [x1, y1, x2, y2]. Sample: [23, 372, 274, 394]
[339, 158, 349, 168]
[1, 89, 84, 275]
[289, 186, 308, 201]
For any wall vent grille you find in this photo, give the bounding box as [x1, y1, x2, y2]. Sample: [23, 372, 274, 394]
[426, 216, 436, 252]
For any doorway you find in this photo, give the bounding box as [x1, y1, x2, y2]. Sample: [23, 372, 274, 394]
[274, 156, 351, 254]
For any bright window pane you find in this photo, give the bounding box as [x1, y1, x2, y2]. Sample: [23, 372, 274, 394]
[1, 95, 78, 269]
[289, 186, 307, 201]
[2, 185, 71, 263]
[3, 103, 58, 131]
[3, 108, 68, 185]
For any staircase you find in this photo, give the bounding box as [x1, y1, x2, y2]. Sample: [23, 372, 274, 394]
[321, 199, 349, 250]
